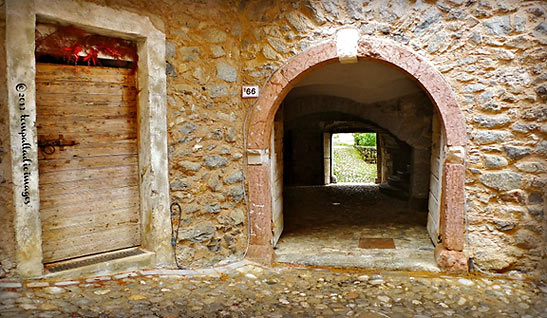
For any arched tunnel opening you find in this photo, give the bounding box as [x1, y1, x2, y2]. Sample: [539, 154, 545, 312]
[269, 61, 443, 271]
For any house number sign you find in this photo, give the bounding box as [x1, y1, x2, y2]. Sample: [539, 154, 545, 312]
[242, 85, 259, 98]
[16, 82, 32, 205]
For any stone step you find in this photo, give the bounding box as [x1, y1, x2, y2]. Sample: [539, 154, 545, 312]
[396, 170, 410, 180]
[387, 175, 409, 190]
[379, 182, 409, 200]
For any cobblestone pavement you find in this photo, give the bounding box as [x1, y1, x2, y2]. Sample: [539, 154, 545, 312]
[332, 145, 376, 183]
[1, 261, 546, 318]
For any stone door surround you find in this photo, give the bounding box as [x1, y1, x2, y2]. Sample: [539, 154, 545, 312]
[245, 35, 468, 272]
[6, 0, 172, 277]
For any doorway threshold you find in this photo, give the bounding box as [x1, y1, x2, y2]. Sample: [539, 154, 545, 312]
[275, 248, 440, 272]
[42, 247, 154, 280]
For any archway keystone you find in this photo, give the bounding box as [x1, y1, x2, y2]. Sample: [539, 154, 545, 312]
[245, 37, 467, 272]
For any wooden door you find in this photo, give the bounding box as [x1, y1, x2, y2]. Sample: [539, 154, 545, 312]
[427, 114, 443, 246]
[271, 112, 284, 247]
[36, 63, 141, 263]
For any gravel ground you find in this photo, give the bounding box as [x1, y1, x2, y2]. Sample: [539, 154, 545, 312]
[1, 261, 546, 318]
[333, 146, 376, 183]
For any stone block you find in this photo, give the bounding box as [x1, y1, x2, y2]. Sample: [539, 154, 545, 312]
[479, 171, 522, 191]
[445, 146, 465, 164]
[0, 282, 22, 288]
[493, 219, 517, 231]
[472, 130, 513, 145]
[528, 192, 544, 205]
[483, 155, 508, 169]
[441, 164, 465, 252]
[208, 85, 228, 98]
[225, 170, 244, 184]
[216, 61, 237, 82]
[180, 122, 197, 135]
[247, 164, 272, 246]
[434, 244, 468, 273]
[180, 47, 201, 61]
[473, 115, 510, 128]
[336, 28, 359, 64]
[503, 145, 531, 161]
[321, 0, 340, 18]
[211, 45, 225, 58]
[536, 140, 547, 156]
[26, 281, 49, 288]
[205, 156, 227, 168]
[245, 244, 273, 264]
[204, 28, 227, 43]
[483, 16, 512, 35]
[345, 0, 363, 20]
[179, 222, 215, 242]
[230, 209, 245, 226]
[500, 189, 526, 204]
[515, 162, 545, 173]
[229, 186, 244, 202]
[285, 11, 312, 33]
[178, 161, 201, 172]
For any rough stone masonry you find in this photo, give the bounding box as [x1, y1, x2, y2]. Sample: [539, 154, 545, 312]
[0, 0, 545, 279]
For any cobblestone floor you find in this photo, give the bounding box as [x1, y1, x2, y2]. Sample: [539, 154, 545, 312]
[1, 261, 546, 318]
[276, 185, 437, 272]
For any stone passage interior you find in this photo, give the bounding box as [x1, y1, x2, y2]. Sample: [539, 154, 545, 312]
[276, 185, 438, 272]
[270, 60, 442, 271]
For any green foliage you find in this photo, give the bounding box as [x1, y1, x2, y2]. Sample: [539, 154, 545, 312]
[353, 133, 377, 147]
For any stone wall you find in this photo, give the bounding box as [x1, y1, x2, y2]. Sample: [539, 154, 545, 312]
[0, 1, 16, 278]
[161, 5, 249, 267]
[355, 146, 377, 164]
[2, 0, 545, 276]
[166, 0, 545, 275]
[285, 94, 433, 151]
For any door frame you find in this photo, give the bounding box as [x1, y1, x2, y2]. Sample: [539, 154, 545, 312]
[245, 36, 468, 272]
[6, 0, 172, 277]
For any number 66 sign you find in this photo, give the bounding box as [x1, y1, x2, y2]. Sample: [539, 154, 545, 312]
[241, 85, 259, 98]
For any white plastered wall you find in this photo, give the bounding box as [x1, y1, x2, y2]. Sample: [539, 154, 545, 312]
[6, 0, 172, 277]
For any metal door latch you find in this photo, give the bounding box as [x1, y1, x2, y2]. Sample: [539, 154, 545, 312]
[38, 134, 78, 154]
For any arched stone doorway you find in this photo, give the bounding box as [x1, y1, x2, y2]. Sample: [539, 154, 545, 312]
[245, 36, 467, 272]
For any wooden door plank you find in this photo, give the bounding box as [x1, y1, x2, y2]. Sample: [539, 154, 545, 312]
[36, 64, 134, 83]
[38, 164, 137, 185]
[39, 172, 138, 197]
[37, 107, 136, 119]
[42, 206, 139, 233]
[37, 62, 134, 77]
[37, 93, 136, 106]
[37, 133, 137, 145]
[38, 154, 137, 173]
[36, 118, 137, 134]
[37, 141, 137, 161]
[42, 225, 141, 263]
[43, 224, 140, 248]
[41, 193, 138, 217]
[36, 81, 136, 96]
[40, 186, 139, 210]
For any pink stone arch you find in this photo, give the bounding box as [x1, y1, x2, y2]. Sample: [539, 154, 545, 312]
[245, 38, 468, 272]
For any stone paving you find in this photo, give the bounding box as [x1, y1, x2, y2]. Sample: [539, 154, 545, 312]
[276, 185, 438, 272]
[1, 260, 546, 318]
